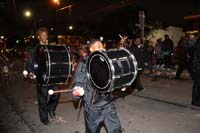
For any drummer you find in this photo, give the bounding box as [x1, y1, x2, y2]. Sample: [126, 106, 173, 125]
[72, 39, 122, 133]
[26, 27, 60, 125]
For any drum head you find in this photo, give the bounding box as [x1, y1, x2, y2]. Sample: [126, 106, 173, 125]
[88, 54, 111, 91]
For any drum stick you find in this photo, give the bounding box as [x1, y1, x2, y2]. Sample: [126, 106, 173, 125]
[48, 89, 73, 95]
[119, 34, 123, 39]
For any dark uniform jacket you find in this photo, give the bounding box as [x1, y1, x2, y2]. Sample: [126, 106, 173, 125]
[73, 58, 114, 108]
[162, 38, 174, 52]
[128, 44, 148, 69]
[27, 44, 46, 85]
[194, 38, 200, 70]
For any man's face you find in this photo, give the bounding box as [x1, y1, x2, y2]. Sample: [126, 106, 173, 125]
[38, 31, 48, 44]
[134, 38, 141, 46]
[90, 41, 104, 52]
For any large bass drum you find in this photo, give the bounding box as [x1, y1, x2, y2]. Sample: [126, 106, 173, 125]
[87, 48, 137, 93]
[39, 45, 71, 85]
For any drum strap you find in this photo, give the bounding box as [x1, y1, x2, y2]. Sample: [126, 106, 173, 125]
[77, 98, 83, 121]
[82, 58, 87, 64]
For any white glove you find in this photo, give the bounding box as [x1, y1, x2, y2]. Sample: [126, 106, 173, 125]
[29, 72, 36, 79]
[121, 88, 126, 92]
[72, 86, 85, 97]
[23, 70, 28, 78]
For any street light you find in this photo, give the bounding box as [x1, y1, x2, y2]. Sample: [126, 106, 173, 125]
[69, 26, 73, 30]
[24, 10, 32, 18]
[53, 0, 60, 5]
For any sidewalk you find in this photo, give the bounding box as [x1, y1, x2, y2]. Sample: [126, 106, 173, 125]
[136, 75, 198, 109]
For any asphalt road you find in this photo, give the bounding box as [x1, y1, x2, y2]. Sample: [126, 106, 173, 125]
[0, 59, 200, 133]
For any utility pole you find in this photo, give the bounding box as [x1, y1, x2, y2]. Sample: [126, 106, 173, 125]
[139, 10, 145, 45]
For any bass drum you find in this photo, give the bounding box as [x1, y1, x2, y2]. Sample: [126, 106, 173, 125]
[87, 48, 137, 93]
[41, 45, 71, 85]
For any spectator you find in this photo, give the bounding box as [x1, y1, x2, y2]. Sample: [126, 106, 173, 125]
[128, 36, 148, 92]
[192, 36, 200, 107]
[155, 38, 163, 68]
[175, 36, 194, 80]
[162, 34, 174, 69]
[146, 44, 154, 76]
[119, 34, 128, 48]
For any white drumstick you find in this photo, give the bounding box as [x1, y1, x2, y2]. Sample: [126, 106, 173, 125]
[48, 89, 73, 95]
[23, 70, 28, 77]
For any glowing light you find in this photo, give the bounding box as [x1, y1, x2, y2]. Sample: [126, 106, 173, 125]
[1, 36, 4, 39]
[24, 10, 31, 18]
[32, 35, 35, 38]
[186, 30, 198, 34]
[51, 28, 54, 31]
[52, 0, 60, 5]
[100, 36, 104, 41]
[69, 26, 73, 30]
[16, 40, 19, 43]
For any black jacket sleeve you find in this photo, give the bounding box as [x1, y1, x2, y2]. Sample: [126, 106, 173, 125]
[143, 46, 149, 63]
[27, 48, 36, 73]
[170, 40, 174, 51]
[73, 60, 87, 88]
[194, 39, 200, 70]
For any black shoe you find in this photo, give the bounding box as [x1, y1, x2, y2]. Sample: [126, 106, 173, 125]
[41, 120, 50, 125]
[48, 111, 56, 119]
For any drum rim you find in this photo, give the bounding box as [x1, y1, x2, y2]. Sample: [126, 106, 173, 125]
[63, 46, 71, 84]
[87, 51, 112, 91]
[121, 48, 138, 85]
[44, 45, 51, 84]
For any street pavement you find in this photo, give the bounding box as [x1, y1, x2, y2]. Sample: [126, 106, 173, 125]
[0, 59, 200, 133]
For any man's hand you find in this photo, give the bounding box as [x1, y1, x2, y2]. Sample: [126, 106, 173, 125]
[29, 72, 36, 79]
[23, 70, 28, 78]
[121, 88, 126, 92]
[120, 36, 128, 44]
[72, 86, 85, 97]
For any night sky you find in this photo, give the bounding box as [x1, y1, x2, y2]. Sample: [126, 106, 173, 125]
[0, 0, 200, 36]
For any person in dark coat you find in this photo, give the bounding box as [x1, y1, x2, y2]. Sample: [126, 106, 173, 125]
[175, 36, 194, 80]
[192, 37, 200, 107]
[27, 27, 60, 125]
[72, 39, 122, 133]
[128, 36, 148, 91]
[162, 34, 174, 68]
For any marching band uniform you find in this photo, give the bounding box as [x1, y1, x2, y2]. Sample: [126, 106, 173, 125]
[27, 44, 60, 125]
[192, 38, 200, 107]
[73, 58, 122, 133]
[129, 43, 148, 91]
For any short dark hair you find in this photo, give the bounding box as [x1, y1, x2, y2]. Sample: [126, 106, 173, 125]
[36, 27, 48, 36]
[88, 39, 101, 48]
[164, 34, 169, 38]
[133, 36, 141, 41]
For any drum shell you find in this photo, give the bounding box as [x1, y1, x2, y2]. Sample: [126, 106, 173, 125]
[40, 45, 71, 85]
[87, 48, 137, 93]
